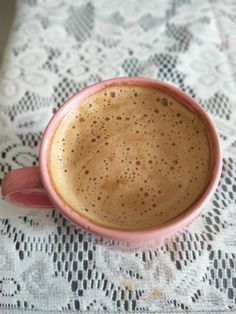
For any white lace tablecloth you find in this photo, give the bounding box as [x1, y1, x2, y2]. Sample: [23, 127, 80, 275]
[0, 0, 236, 313]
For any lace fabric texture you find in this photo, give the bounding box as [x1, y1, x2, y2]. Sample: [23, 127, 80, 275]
[0, 0, 235, 312]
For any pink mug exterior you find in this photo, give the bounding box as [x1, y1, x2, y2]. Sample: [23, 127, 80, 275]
[1, 77, 222, 244]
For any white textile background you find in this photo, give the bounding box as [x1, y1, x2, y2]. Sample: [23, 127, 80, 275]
[0, 0, 235, 312]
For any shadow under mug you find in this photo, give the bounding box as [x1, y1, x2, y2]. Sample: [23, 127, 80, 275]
[1, 77, 222, 245]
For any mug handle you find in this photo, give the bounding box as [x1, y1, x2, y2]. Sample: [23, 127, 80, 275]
[1, 167, 54, 208]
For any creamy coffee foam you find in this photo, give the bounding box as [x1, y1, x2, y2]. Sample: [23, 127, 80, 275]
[48, 85, 210, 230]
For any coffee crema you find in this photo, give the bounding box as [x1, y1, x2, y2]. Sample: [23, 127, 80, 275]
[48, 85, 211, 230]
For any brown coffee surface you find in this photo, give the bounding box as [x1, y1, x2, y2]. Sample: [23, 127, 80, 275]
[48, 85, 210, 230]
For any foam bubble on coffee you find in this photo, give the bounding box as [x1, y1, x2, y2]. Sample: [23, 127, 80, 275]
[48, 85, 210, 230]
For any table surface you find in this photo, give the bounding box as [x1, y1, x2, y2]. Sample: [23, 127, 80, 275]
[0, 0, 235, 313]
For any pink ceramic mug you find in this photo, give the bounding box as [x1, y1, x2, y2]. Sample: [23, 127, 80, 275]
[1, 77, 222, 244]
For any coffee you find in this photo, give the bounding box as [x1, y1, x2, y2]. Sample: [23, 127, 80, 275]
[48, 85, 210, 230]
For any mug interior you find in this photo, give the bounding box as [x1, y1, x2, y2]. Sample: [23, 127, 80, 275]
[39, 77, 222, 242]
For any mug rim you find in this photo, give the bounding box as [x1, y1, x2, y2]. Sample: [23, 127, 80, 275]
[39, 77, 222, 242]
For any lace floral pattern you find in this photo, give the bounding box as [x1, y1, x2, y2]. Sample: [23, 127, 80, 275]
[0, 0, 235, 312]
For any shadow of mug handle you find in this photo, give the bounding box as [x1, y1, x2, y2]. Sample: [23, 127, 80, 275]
[1, 167, 53, 208]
